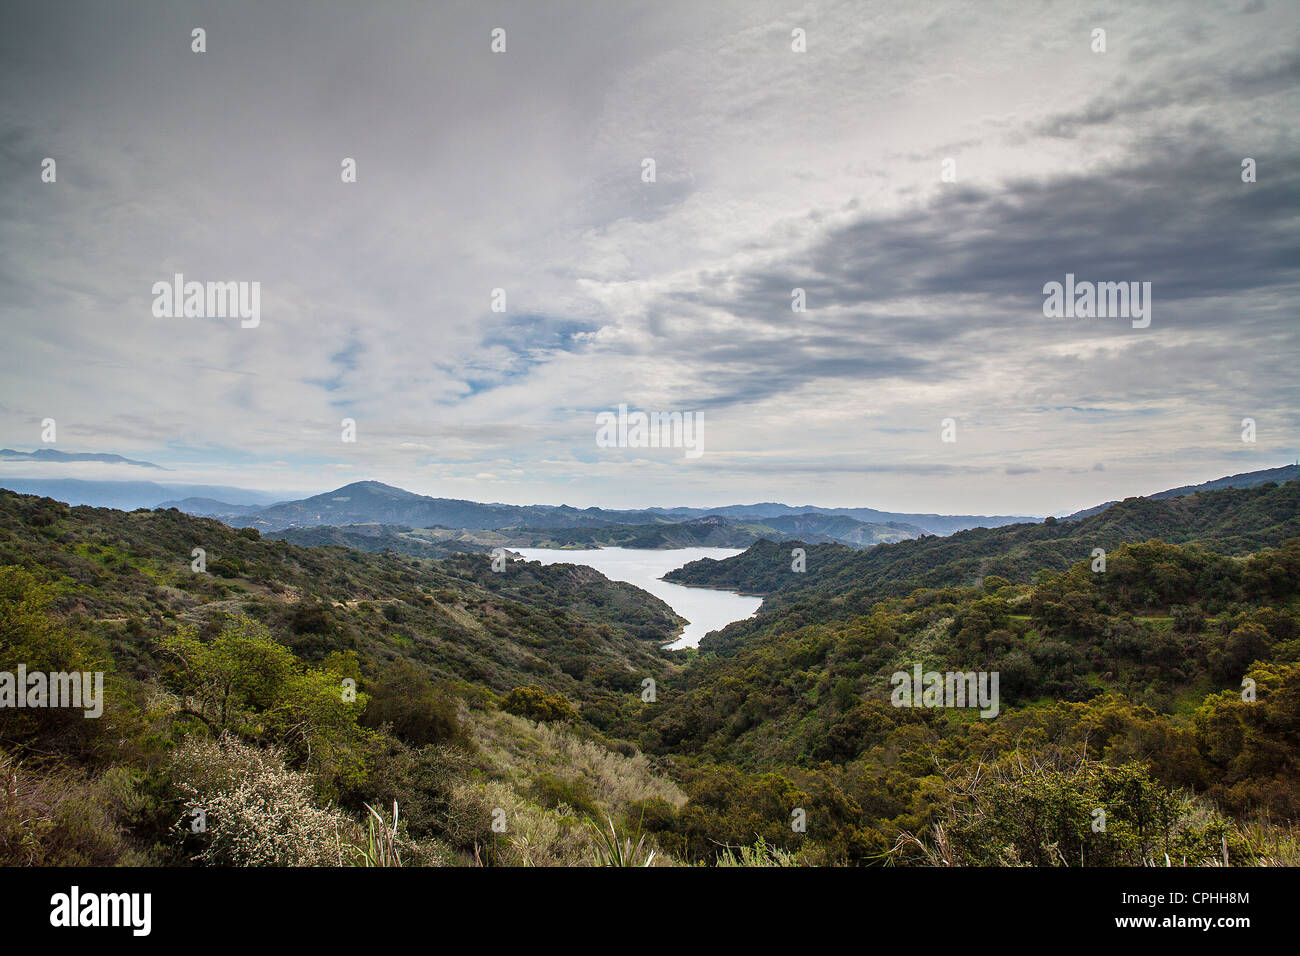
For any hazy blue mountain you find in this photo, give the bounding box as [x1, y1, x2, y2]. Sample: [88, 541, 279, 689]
[0, 448, 165, 468]
[2, 475, 1019, 538]
[30, 471, 1257, 542]
[231, 481, 671, 531]
[0, 479, 287, 511]
[225, 481, 1015, 538]
[487, 514, 921, 550]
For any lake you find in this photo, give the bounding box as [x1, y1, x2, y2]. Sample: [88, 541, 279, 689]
[511, 547, 763, 649]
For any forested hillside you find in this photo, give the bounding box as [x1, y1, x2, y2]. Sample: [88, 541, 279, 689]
[619, 484, 1300, 864]
[0, 491, 684, 711]
[613, 532, 1300, 862]
[666, 482, 1300, 613]
[265, 523, 497, 559]
[0, 489, 701, 867]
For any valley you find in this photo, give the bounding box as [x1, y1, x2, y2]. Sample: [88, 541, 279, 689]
[1, 465, 1298, 867]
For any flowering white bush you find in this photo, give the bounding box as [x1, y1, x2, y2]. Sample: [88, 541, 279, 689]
[168, 735, 353, 866]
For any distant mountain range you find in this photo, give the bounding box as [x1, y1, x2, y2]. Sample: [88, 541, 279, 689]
[757, 513, 924, 546]
[0, 472, 1015, 539]
[229, 481, 641, 531]
[0, 479, 288, 511]
[3, 464, 1297, 553]
[0, 448, 165, 469]
[165, 480, 1031, 539]
[155, 496, 265, 515]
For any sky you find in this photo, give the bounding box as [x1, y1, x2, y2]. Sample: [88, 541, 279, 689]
[0, 0, 1297, 517]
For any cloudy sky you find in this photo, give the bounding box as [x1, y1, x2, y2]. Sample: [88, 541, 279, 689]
[1, 0, 1297, 516]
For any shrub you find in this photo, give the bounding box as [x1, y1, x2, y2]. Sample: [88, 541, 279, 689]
[501, 685, 579, 724]
[167, 735, 353, 866]
[533, 772, 599, 817]
[361, 660, 466, 747]
[896, 752, 1246, 866]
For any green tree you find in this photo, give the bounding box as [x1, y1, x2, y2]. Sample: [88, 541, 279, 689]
[0, 566, 124, 759]
[159, 616, 370, 791]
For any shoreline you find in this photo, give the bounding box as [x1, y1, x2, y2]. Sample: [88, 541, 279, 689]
[658, 577, 768, 600]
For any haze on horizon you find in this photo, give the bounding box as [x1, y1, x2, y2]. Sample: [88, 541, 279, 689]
[1, 0, 1297, 517]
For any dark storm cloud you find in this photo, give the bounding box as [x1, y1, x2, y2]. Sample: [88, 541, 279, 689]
[620, 137, 1298, 417]
[785, 147, 1296, 313]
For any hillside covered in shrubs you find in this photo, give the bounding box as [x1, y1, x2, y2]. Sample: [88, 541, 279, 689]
[1, 483, 1298, 867]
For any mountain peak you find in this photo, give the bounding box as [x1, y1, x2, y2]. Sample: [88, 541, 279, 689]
[329, 480, 420, 497]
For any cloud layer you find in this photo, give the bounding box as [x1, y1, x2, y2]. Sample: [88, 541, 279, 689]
[1, 0, 1296, 515]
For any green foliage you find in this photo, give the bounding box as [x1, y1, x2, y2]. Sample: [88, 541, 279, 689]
[1, 482, 1298, 867]
[360, 659, 466, 748]
[641, 538, 1300, 765]
[0, 751, 155, 866]
[159, 616, 371, 792]
[0, 566, 134, 761]
[502, 685, 579, 724]
[714, 836, 800, 867]
[532, 771, 599, 817]
[895, 755, 1243, 867]
[1194, 662, 1300, 817]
